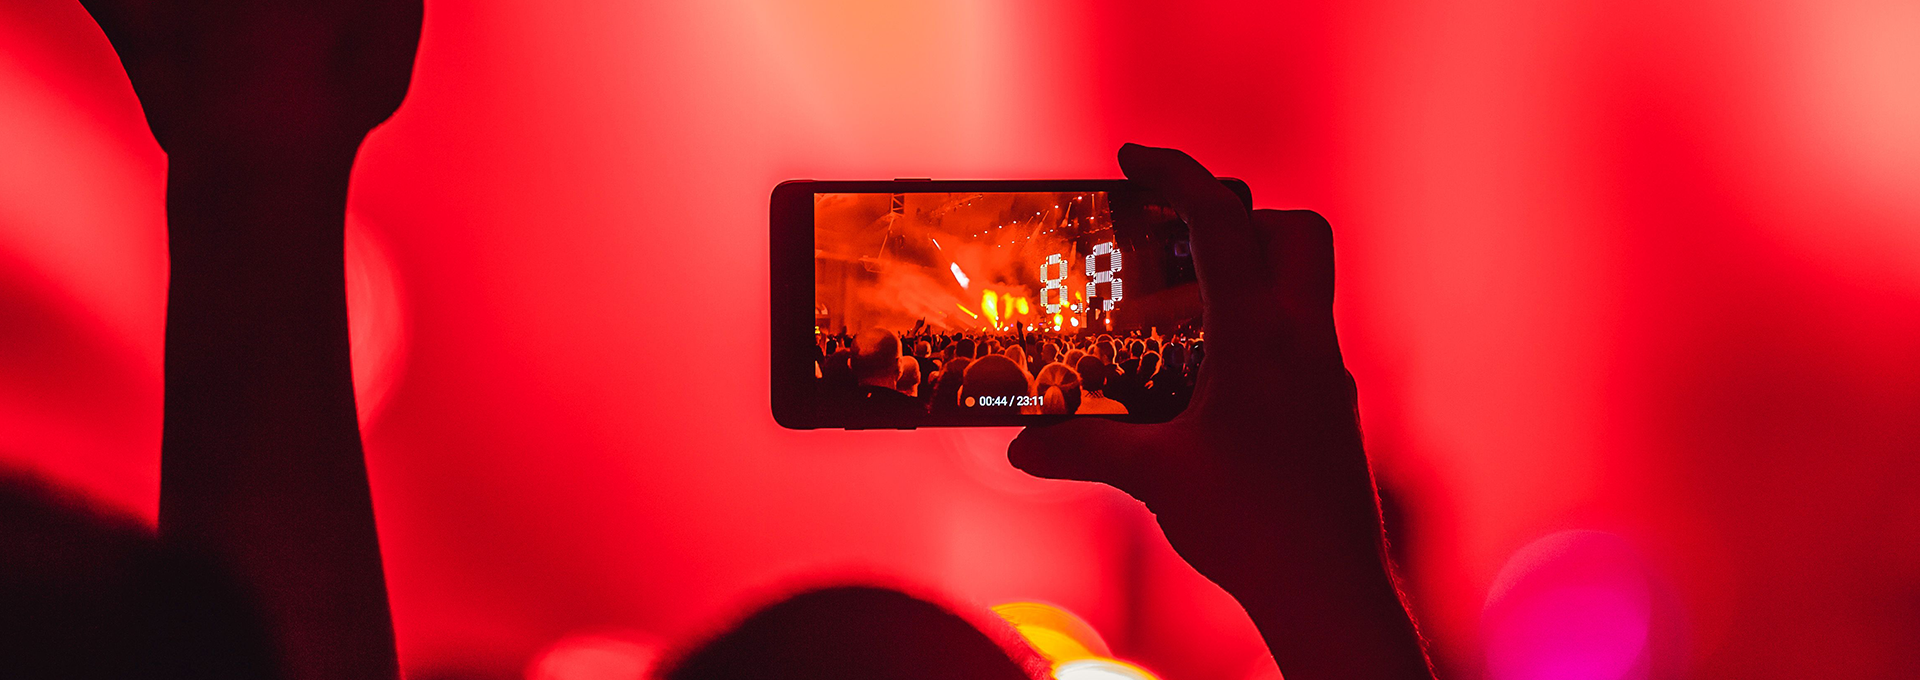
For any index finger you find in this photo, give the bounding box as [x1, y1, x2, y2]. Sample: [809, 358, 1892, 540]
[1118, 143, 1268, 334]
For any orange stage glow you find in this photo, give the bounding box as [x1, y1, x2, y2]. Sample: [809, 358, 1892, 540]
[992, 601, 1112, 662]
[992, 602, 1161, 680]
[814, 190, 1089, 333]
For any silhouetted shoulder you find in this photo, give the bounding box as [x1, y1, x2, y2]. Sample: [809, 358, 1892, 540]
[0, 467, 279, 679]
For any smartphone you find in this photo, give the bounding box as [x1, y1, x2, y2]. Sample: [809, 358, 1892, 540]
[772, 179, 1251, 429]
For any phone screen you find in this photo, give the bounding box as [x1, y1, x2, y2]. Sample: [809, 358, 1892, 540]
[806, 188, 1204, 426]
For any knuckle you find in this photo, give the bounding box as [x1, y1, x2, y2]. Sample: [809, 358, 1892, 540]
[1277, 209, 1333, 241]
[1290, 209, 1332, 231]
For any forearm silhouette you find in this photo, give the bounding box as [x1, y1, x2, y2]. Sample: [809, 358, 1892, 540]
[1014, 144, 1436, 680]
[78, 1, 422, 678]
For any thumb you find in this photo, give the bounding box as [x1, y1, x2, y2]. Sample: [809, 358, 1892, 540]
[1008, 419, 1165, 494]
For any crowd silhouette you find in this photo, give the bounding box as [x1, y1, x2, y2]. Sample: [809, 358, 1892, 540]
[814, 327, 1203, 422]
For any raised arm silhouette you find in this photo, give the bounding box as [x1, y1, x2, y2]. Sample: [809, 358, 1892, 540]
[76, 0, 422, 678]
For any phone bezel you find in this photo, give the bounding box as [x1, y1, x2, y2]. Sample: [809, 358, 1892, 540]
[770, 178, 1249, 430]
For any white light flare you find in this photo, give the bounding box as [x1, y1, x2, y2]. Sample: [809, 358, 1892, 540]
[1054, 659, 1158, 680]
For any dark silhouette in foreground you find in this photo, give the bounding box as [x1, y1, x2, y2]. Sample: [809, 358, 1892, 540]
[0, 469, 278, 679]
[38, 0, 1432, 675]
[660, 586, 1047, 680]
[73, 0, 423, 678]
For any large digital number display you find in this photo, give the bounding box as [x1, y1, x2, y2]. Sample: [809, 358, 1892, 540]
[1039, 253, 1069, 315]
[1037, 242, 1124, 314]
[1085, 241, 1122, 310]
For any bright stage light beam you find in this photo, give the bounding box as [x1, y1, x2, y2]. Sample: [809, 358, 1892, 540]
[950, 262, 970, 289]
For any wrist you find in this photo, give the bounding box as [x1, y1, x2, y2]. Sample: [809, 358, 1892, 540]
[1211, 482, 1429, 679]
[1215, 524, 1427, 679]
[165, 143, 359, 243]
[166, 136, 361, 177]
[161, 142, 360, 350]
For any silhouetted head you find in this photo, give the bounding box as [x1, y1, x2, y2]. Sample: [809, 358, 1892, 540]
[1160, 343, 1184, 372]
[852, 329, 903, 386]
[660, 586, 1045, 680]
[963, 355, 1032, 415]
[1003, 345, 1028, 372]
[895, 356, 921, 397]
[1034, 362, 1083, 415]
[0, 468, 278, 679]
[821, 349, 855, 390]
[933, 357, 973, 411]
[1076, 355, 1111, 393]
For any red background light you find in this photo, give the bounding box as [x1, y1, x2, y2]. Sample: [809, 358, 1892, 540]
[2, 0, 1917, 678]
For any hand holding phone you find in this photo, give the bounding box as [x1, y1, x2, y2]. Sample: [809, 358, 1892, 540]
[1010, 145, 1434, 680]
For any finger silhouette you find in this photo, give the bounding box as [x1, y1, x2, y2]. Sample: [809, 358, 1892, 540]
[1008, 417, 1167, 496]
[1118, 144, 1266, 319]
[341, 0, 425, 130]
[1256, 209, 1341, 361]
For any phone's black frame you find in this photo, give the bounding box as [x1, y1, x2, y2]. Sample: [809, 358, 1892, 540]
[771, 178, 1250, 430]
